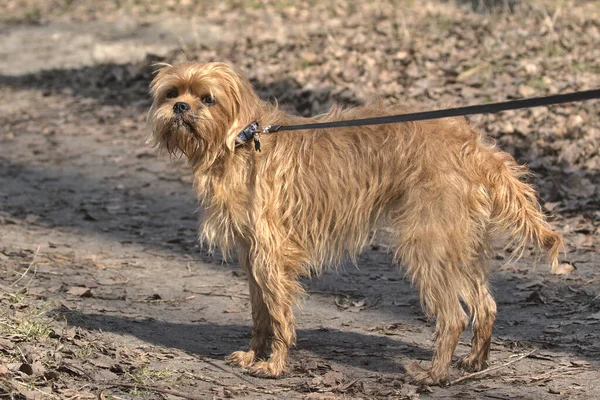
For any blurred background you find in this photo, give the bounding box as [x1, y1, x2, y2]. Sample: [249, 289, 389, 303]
[2, 0, 599, 203]
[1, 1, 599, 398]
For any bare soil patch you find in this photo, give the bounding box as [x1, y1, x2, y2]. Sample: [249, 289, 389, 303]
[1, 1, 599, 399]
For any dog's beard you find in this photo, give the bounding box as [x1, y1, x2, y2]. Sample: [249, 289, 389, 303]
[150, 108, 207, 158]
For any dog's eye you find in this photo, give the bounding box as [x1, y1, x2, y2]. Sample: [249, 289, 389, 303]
[166, 89, 178, 99]
[201, 95, 216, 106]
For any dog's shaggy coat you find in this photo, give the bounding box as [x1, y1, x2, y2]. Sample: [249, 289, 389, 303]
[148, 62, 562, 384]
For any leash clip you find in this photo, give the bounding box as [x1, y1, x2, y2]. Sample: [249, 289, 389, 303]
[251, 125, 278, 152]
[253, 131, 261, 152]
[235, 121, 279, 152]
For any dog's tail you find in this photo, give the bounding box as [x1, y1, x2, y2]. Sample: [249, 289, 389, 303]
[487, 151, 563, 272]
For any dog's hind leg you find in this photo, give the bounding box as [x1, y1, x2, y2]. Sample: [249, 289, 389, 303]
[457, 273, 497, 372]
[226, 244, 272, 368]
[394, 192, 474, 385]
[404, 269, 469, 385]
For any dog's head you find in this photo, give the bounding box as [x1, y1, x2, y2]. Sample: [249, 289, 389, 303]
[148, 62, 260, 161]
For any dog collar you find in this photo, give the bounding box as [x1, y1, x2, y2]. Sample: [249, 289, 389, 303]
[235, 121, 262, 152]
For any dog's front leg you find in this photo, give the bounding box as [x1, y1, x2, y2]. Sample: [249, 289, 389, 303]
[226, 244, 272, 368]
[246, 249, 300, 378]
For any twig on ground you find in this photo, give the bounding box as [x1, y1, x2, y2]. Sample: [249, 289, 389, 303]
[184, 290, 249, 300]
[195, 284, 227, 288]
[201, 359, 255, 385]
[105, 382, 205, 400]
[484, 394, 514, 400]
[15, 344, 28, 363]
[182, 371, 223, 385]
[336, 377, 361, 392]
[136, 295, 196, 303]
[528, 365, 589, 382]
[451, 349, 537, 385]
[14, 380, 62, 399]
[11, 246, 40, 287]
[183, 369, 287, 395]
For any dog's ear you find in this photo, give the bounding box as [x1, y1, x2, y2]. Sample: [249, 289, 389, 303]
[149, 62, 175, 100]
[210, 63, 260, 151]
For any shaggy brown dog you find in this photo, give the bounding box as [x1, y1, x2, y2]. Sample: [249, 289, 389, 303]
[148, 61, 562, 385]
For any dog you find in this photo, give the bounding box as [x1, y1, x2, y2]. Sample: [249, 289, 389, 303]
[147, 61, 562, 385]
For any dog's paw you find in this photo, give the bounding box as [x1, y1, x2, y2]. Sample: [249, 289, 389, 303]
[225, 350, 256, 368]
[456, 355, 488, 372]
[248, 361, 284, 378]
[404, 361, 448, 386]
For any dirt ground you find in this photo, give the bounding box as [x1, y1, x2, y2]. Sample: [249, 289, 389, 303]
[1, 1, 600, 399]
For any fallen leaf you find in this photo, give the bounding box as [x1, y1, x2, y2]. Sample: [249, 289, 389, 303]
[145, 293, 162, 301]
[518, 84, 536, 97]
[517, 280, 545, 290]
[58, 362, 84, 376]
[322, 371, 345, 387]
[543, 325, 561, 334]
[0, 338, 15, 352]
[456, 62, 491, 82]
[44, 370, 59, 381]
[526, 291, 546, 304]
[18, 363, 33, 375]
[570, 360, 591, 367]
[66, 287, 93, 298]
[588, 311, 600, 320]
[305, 393, 337, 400]
[110, 364, 125, 374]
[336, 378, 361, 392]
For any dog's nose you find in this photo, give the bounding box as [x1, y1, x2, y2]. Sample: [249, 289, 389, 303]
[173, 102, 191, 114]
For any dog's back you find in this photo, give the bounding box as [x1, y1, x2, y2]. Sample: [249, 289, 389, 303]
[256, 105, 560, 275]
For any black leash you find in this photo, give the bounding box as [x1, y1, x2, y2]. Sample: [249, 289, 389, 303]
[266, 88, 600, 132]
[237, 89, 600, 151]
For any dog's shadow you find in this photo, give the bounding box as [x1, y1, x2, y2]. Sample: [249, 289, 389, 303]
[61, 309, 430, 375]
